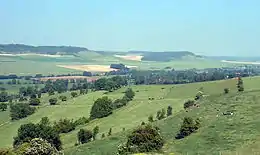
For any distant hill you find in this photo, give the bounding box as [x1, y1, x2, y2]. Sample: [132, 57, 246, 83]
[0, 44, 88, 55]
[128, 51, 198, 61]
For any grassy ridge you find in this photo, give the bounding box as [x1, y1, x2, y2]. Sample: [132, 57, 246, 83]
[65, 77, 260, 155]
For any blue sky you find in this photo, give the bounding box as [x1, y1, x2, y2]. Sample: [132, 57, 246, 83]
[0, 0, 260, 56]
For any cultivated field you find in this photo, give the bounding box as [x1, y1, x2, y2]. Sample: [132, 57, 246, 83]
[114, 54, 143, 61]
[1, 77, 260, 155]
[0, 51, 232, 75]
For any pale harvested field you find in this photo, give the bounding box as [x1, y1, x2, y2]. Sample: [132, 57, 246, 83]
[57, 65, 118, 72]
[221, 60, 260, 65]
[114, 54, 143, 61]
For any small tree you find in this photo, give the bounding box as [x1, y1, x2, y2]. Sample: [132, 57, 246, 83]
[160, 108, 166, 119]
[125, 88, 135, 101]
[71, 92, 78, 98]
[49, 98, 58, 105]
[29, 98, 40, 106]
[148, 115, 154, 122]
[93, 126, 99, 140]
[80, 89, 85, 95]
[101, 133, 105, 138]
[10, 103, 36, 120]
[108, 128, 112, 136]
[184, 100, 195, 109]
[224, 88, 229, 94]
[90, 96, 113, 119]
[0, 103, 7, 111]
[156, 110, 162, 120]
[167, 105, 173, 116]
[118, 124, 164, 154]
[37, 92, 42, 98]
[77, 129, 92, 144]
[59, 95, 67, 101]
[237, 77, 244, 92]
[48, 90, 55, 96]
[175, 117, 200, 139]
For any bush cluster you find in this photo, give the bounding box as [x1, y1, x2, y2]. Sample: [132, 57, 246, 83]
[175, 117, 200, 139]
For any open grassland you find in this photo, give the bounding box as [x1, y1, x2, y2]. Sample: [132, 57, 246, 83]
[64, 76, 260, 155]
[1, 76, 260, 154]
[0, 51, 232, 75]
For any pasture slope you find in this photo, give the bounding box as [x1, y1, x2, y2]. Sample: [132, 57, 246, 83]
[1, 76, 260, 154]
[64, 76, 260, 155]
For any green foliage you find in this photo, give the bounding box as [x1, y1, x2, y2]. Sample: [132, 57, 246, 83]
[124, 88, 135, 101]
[0, 103, 7, 111]
[48, 90, 55, 96]
[49, 98, 58, 105]
[77, 129, 92, 144]
[13, 117, 62, 150]
[101, 133, 105, 138]
[108, 128, 112, 136]
[73, 117, 89, 126]
[167, 105, 173, 116]
[118, 124, 164, 154]
[71, 92, 78, 98]
[148, 115, 154, 122]
[29, 98, 40, 106]
[237, 77, 244, 92]
[175, 117, 200, 139]
[53, 118, 76, 134]
[59, 95, 67, 101]
[0, 91, 8, 102]
[113, 98, 127, 109]
[79, 89, 85, 95]
[23, 138, 59, 155]
[10, 103, 35, 120]
[184, 100, 195, 109]
[224, 88, 229, 94]
[156, 108, 166, 120]
[90, 96, 113, 119]
[93, 126, 99, 140]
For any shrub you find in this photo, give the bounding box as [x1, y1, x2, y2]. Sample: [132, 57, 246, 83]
[93, 126, 99, 140]
[10, 103, 36, 120]
[118, 124, 164, 154]
[71, 92, 78, 98]
[0, 103, 7, 111]
[23, 138, 59, 155]
[156, 109, 166, 120]
[113, 98, 128, 109]
[90, 96, 113, 119]
[224, 88, 229, 94]
[49, 98, 58, 105]
[108, 128, 112, 136]
[148, 115, 154, 122]
[167, 105, 173, 116]
[101, 133, 105, 138]
[125, 88, 135, 101]
[59, 95, 67, 101]
[237, 77, 244, 92]
[74, 117, 89, 126]
[29, 98, 40, 106]
[175, 117, 200, 139]
[184, 100, 195, 109]
[53, 118, 76, 133]
[0, 148, 14, 155]
[77, 129, 92, 144]
[13, 118, 62, 150]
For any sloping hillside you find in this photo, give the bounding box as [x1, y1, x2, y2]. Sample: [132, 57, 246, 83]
[65, 77, 260, 155]
[128, 51, 199, 61]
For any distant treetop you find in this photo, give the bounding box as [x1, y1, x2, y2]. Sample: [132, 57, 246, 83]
[0, 44, 88, 54]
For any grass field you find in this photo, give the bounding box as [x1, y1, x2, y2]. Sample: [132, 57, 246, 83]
[0, 51, 231, 75]
[1, 76, 260, 155]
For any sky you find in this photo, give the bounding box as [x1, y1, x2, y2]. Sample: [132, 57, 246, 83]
[0, 0, 260, 56]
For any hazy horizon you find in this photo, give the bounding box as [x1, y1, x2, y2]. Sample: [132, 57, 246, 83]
[1, 0, 260, 56]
